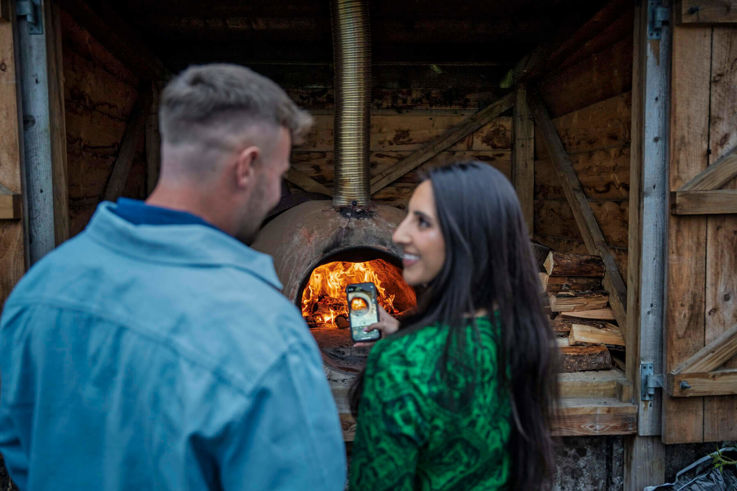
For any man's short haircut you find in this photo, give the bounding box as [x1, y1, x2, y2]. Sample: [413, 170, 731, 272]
[159, 63, 313, 147]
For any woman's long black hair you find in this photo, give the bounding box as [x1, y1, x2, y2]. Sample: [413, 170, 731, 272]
[350, 161, 559, 489]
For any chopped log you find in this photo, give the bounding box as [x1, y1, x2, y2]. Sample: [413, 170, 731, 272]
[561, 308, 616, 320]
[549, 291, 609, 312]
[544, 251, 605, 277]
[546, 275, 603, 294]
[556, 337, 570, 347]
[569, 323, 625, 348]
[539, 272, 549, 291]
[532, 241, 551, 270]
[550, 315, 618, 335]
[559, 345, 612, 372]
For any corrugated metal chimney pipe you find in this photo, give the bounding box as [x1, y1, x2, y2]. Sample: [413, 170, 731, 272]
[331, 0, 371, 208]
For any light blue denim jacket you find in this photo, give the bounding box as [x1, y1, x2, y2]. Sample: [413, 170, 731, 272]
[0, 202, 346, 490]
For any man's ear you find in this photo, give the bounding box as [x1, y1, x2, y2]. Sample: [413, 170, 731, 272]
[234, 146, 260, 189]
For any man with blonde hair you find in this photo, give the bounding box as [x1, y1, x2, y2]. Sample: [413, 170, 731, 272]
[0, 64, 346, 489]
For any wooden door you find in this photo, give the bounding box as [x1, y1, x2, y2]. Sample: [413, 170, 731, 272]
[0, 5, 28, 306]
[665, 7, 737, 443]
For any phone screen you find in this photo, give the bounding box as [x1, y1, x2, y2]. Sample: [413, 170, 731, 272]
[347, 282, 380, 342]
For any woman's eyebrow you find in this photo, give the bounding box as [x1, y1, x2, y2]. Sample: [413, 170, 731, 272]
[413, 210, 433, 222]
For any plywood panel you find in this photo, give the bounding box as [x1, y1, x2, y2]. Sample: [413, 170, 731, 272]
[541, 36, 633, 118]
[664, 25, 711, 444]
[535, 146, 630, 201]
[535, 92, 631, 159]
[704, 26, 737, 441]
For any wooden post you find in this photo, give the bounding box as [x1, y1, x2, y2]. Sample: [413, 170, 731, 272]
[624, 2, 666, 488]
[513, 85, 534, 234]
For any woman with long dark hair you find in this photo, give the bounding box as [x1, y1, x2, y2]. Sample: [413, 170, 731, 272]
[349, 161, 559, 490]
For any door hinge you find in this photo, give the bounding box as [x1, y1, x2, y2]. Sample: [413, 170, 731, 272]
[641, 362, 664, 401]
[16, 0, 43, 35]
[648, 0, 670, 40]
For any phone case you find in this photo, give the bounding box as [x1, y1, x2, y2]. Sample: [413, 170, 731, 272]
[347, 282, 381, 342]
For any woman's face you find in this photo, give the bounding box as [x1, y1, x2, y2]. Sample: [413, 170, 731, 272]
[392, 180, 446, 286]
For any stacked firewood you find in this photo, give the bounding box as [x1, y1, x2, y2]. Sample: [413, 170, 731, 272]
[539, 250, 625, 373]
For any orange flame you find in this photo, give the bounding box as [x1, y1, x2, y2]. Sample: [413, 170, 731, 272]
[301, 258, 416, 329]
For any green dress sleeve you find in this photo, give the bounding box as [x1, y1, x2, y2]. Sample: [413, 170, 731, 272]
[349, 340, 429, 491]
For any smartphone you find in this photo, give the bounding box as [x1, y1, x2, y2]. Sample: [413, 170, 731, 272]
[346, 282, 381, 343]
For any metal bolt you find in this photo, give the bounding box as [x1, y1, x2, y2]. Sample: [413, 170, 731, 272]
[680, 380, 691, 390]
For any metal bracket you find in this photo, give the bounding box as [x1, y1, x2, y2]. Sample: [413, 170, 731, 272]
[16, 0, 42, 35]
[648, 0, 670, 40]
[641, 362, 664, 401]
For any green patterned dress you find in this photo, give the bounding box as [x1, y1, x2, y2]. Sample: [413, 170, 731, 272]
[349, 315, 511, 490]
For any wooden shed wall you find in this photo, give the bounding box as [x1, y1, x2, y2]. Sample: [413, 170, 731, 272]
[664, 23, 737, 444]
[281, 68, 512, 209]
[534, 6, 633, 277]
[60, 7, 147, 236]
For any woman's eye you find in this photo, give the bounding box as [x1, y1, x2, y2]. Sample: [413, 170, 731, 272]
[418, 216, 430, 228]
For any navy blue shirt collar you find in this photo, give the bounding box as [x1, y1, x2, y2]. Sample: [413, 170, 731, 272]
[112, 198, 221, 232]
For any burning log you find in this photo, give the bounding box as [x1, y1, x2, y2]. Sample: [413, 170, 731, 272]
[544, 251, 605, 277]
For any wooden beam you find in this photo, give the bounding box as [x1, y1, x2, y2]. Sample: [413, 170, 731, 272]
[680, 145, 737, 191]
[145, 81, 161, 195]
[58, 0, 169, 81]
[672, 323, 737, 374]
[668, 368, 737, 397]
[513, 85, 534, 234]
[46, 1, 69, 244]
[285, 168, 332, 197]
[369, 92, 515, 194]
[558, 370, 625, 398]
[104, 96, 146, 202]
[671, 189, 737, 215]
[677, 0, 737, 24]
[528, 91, 628, 333]
[553, 398, 637, 436]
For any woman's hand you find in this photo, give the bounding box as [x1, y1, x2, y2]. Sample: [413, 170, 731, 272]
[354, 305, 400, 347]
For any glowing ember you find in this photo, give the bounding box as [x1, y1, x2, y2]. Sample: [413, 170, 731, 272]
[301, 258, 416, 329]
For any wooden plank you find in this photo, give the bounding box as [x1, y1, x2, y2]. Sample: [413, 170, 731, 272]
[680, 146, 737, 191]
[549, 292, 609, 313]
[285, 168, 332, 197]
[529, 91, 628, 333]
[0, 192, 21, 219]
[145, 81, 161, 195]
[369, 93, 515, 194]
[561, 309, 616, 321]
[103, 95, 146, 202]
[552, 398, 637, 436]
[558, 370, 625, 398]
[46, 1, 69, 244]
[678, 0, 737, 24]
[669, 369, 737, 397]
[672, 317, 737, 375]
[58, 0, 168, 81]
[0, 8, 27, 305]
[672, 189, 737, 214]
[570, 323, 625, 347]
[664, 25, 711, 444]
[704, 26, 737, 442]
[513, 85, 534, 234]
[559, 345, 612, 372]
[544, 251, 605, 277]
